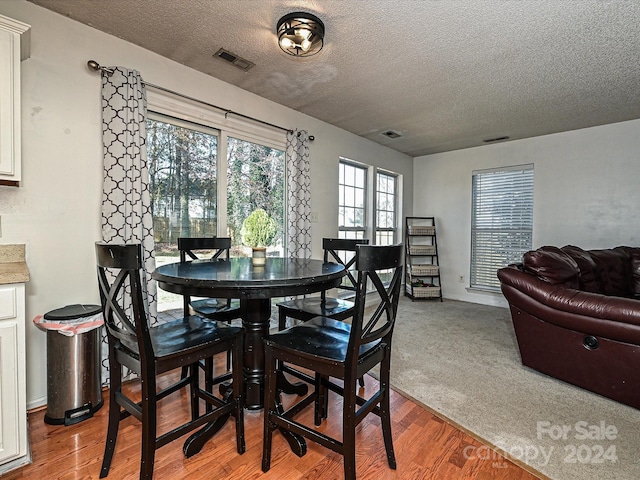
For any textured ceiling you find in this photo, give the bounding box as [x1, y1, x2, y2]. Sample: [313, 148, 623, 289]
[29, 0, 640, 156]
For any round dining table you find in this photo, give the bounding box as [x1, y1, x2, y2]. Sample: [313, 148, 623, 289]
[152, 256, 346, 410]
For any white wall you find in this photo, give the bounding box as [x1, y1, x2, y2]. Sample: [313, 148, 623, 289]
[414, 119, 640, 307]
[0, 1, 413, 409]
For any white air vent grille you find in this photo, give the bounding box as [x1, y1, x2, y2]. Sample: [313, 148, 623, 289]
[214, 48, 255, 72]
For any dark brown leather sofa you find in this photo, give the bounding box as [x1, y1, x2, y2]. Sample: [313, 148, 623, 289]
[497, 245, 640, 409]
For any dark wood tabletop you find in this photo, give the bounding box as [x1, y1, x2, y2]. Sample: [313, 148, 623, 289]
[152, 256, 346, 299]
[152, 256, 346, 410]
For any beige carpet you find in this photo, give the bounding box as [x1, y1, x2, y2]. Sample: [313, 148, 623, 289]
[389, 297, 640, 480]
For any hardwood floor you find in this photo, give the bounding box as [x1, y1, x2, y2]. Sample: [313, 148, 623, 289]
[3, 365, 541, 480]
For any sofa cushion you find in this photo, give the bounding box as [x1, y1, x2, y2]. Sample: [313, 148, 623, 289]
[561, 245, 602, 293]
[589, 248, 633, 297]
[615, 247, 640, 297]
[523, 246, 579, 288]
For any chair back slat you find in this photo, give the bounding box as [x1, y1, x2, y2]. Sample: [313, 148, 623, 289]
[178, 237, 231, 262]
[96, 243, 152, 358]
[347, 244, 404, 362]
[178, 237, 234, 315]
[322, 238, 369, 296]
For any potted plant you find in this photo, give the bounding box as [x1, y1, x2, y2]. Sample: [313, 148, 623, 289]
[241, 208, 277, 265]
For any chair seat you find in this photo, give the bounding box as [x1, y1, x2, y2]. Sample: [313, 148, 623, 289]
[151, 316, 243, 360]
[267, 316, 379, 363]
[277, 297, 354, 319]
[189, 298, 241, 317]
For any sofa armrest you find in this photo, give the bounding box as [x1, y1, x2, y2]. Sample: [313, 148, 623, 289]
[497, 266, 640, 344]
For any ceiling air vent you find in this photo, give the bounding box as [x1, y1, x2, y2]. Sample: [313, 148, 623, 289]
[483, 135, 510, 143]
[214, 48, 255, 72]
[381, 130, 402, 139]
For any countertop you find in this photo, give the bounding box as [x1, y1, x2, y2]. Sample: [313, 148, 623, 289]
[0, 244, 30, 284]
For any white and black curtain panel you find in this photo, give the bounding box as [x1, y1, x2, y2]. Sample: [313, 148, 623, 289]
[100, 67, 157, 383]
[286, 129, 312, 258]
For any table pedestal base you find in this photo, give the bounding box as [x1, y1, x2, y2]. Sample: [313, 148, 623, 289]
[241, 298, 270, 409]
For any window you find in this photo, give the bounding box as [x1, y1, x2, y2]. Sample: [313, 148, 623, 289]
[147, 111, 285, 258]
[375, 171, 398, 246]
[339, 158, 400, 246]
[226, 136, 285, 256]
[147, 114, 219, 245]
[338, 161, 367, 240]
[471, 165, 534, 290]
[338, 159, 400, 287]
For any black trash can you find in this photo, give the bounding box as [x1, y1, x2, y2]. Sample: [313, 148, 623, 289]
[39, 304, 104, 425]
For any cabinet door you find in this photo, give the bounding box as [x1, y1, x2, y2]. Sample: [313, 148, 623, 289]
[0, 285, 27, 465]
[0, 14, 30, 184]
[0, 27, 19, 179]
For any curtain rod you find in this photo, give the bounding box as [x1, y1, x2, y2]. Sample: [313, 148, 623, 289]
[87, 60, 308, 137]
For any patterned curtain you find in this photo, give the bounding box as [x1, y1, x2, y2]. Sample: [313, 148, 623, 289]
[286, 130, 312, 258]
[100, 67, 156, 383]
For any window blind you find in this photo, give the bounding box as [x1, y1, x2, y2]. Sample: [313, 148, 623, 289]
[471, 165, 534, 290]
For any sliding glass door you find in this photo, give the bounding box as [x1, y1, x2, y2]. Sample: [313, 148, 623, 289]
[147, 112, 286, 310]
[147, 114, 219, 246]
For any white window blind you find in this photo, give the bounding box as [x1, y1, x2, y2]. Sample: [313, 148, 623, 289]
[471, 165, 534, 290]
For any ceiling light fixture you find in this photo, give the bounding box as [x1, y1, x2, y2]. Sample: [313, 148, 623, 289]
[277, 12, 325, 57]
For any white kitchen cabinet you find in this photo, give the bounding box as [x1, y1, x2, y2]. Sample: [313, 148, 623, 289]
[0, 283, 27, 468]
[0, 14, 30, 186]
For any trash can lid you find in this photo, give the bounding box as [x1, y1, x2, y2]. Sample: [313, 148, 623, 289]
[44, 304, 102, 321]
